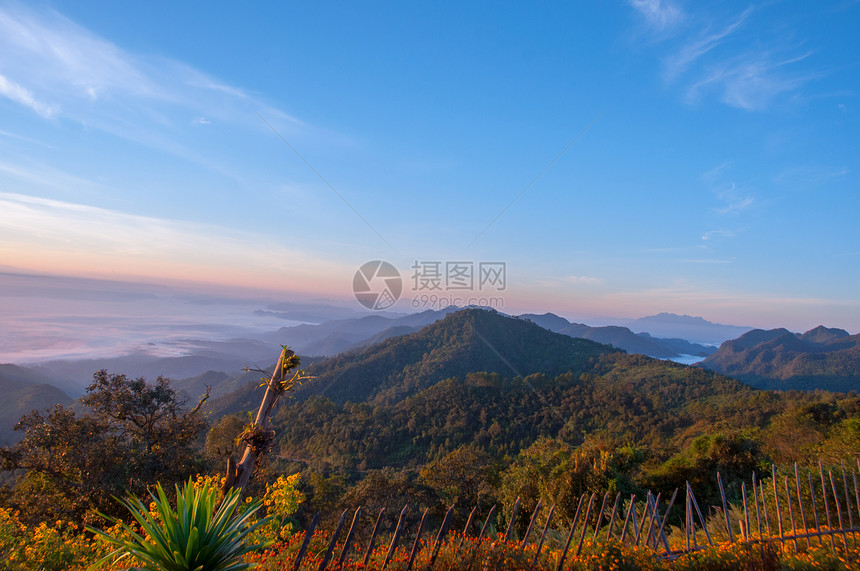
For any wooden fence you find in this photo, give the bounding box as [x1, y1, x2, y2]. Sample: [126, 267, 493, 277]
[287, 460, 860, 570]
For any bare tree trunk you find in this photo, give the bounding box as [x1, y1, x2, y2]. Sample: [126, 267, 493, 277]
[222, 347, 293, 495]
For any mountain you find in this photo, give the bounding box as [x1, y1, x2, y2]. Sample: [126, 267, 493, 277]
[635, 333, 715, 358]
[699, 326, 860, 391]
[622, 313, 751, 345]
[208, 308, 617, 414]
[253, 308, 459, 357]
[520, 313, 715, 359]
[33, 337, 279, 395]
[269, 353, 761, 472]
[0, 364, 73, 445]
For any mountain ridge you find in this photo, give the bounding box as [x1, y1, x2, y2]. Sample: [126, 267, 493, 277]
[700, 325, 860, 392]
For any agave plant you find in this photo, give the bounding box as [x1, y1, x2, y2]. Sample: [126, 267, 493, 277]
[89, 478, 271, 571]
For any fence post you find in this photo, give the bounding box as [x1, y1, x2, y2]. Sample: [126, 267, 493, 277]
[685, 486, 692, 553]
[318, 509, 348, 571]
[840, 462, 855, 547]
[854, 470, 860, 547]
[771, 465, 784, 549]
[456, 506, 477, 556]
[808, 472, 822, 546]
[689, 483, 712, 546]
[406, 508, 429, 571]
[605, 492, 622, 541]
[429, 504, 455, 567]
[784, 477, 798, 552]
[829, 471, 849, 552]
[634, 492, 651, 546]
[363, 508, 386, 566]
[593, 492, 610, 540]
[556, 495, 585, 571]
[382, 505, 409, 570]
[337, 507, 362, 567]
[642, 492, 661, 549]
[655, 488, 678, 555]
[794, 463, 810, 548]
[504, 497, 520, 544]
[619, 494, 636, 544]
[464, 505, 497, 571]
[759, 480, 771, 539]
[819, 460, 836, 554]
[520, 500, 542, 553]
[575, 493, 596, 556]
[752, 473, 762, 542]
[292, 511, 320, 571]
[530, 504, 555, 570]
[717, 472, 734, 543]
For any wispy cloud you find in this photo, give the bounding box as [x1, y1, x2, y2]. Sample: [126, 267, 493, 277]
[774, 165, 850, 188]
[0, 73, 58, 117]
[701, 229, 736, 241]
[663, 8, 751, 81]
[629, 0, 685, 31]
[701, 165, 756, 217]
[0, 3, 304, 153]
[565, 275, 604, 286]
[715, 195, 754, 215]
[630, 3, 821, 111]
[685, 49, 817, 111]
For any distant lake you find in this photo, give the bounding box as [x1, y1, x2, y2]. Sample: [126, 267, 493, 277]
[669, 354, 708, 365]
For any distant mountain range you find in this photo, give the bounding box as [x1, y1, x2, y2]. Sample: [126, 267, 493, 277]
[10, 309, 741, 398]
[0, 364, 72, 446]
[619, 313, 752, 346]
[700, 326, 860, 392]
[520, 313, 715, 358]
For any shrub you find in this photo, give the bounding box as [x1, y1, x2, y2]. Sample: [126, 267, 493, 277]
[89, 478, 271, 571]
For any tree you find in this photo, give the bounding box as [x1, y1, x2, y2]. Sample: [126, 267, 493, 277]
[419, 445, 495, 512]
[0, 371, 208, 524]
[223, 347, 310, 495]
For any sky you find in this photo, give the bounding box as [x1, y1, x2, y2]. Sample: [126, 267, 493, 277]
[1, 0, 859, 344]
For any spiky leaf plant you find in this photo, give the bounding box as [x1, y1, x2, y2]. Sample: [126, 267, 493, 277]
[89, 478, 271, 571]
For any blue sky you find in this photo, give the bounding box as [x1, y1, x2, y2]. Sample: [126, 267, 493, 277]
[1, 0, 858, 332]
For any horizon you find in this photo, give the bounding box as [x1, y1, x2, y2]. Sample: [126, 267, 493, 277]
[1, 269, 855, 366]
[2, 1, 859, 352]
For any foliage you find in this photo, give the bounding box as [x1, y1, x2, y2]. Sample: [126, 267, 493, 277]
[418, 444, 496, 512]
[258, 473, 304, 542]
[89, 477, 271, 571]
[0, 371, 208, 524]
[643, 431, 766, 507]
[0, 507, 93, 571]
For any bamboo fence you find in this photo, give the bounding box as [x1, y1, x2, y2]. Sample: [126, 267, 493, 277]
[287, 459, 860, 570]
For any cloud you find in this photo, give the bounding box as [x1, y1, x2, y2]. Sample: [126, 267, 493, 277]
[565, 275, 604, 286]
[630, 3, 821, 111]
[0, 3, 304, 154]
[701, 229, 736, 241]
[0, 191, 351, 293]
[715, 195, 753, 215]
[0, 73, 58, 117]
[774, 165, 850, 188]
[685, 49, 817, 111]
[629, 0, 685, 31]
[701, 164, 755, 216]
[663, 8, 751, 80]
